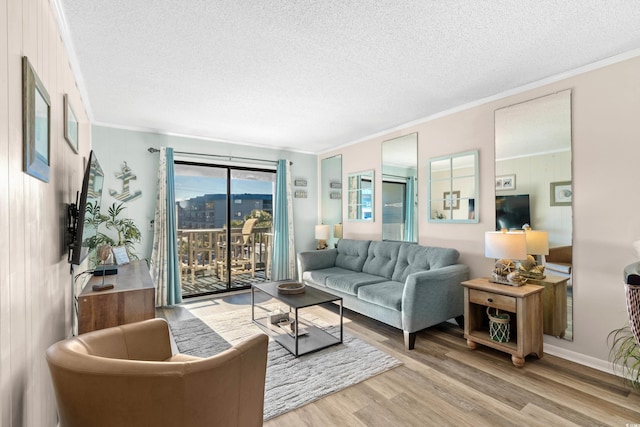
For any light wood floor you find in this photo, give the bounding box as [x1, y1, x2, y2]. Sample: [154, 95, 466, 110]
[164, 292, 640, 427]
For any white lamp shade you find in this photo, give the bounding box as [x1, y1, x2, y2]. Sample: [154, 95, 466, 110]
[525, 230, 549, 255]
[485, 231, 527, 260]
[315, 224, 330, 240]
[333, 223, 343, 239]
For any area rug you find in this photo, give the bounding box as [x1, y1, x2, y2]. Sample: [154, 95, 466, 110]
[167, 306, 402, 420]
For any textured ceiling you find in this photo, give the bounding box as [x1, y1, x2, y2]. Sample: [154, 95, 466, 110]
[56, 1, 640, 154]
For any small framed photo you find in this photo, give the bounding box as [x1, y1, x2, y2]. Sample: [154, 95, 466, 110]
[330, 182, 341, 189]
[496, 174, 516, 190]
[550, 181, 572, 206]
[443, 190, 460, 210]
[22, 56, 51, 182]
[64, 94, 79, 154]
[111, 246, 130, 265]
[294, 179, 307, 187]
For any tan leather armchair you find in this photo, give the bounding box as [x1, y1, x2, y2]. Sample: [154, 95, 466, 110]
[46, 318, 268, 427]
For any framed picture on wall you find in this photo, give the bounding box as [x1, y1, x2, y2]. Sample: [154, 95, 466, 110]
[443, 191, 460, 210]
[22, 56, 51, 183]
[496, 174, 516, 190]
[550, 181, 572, 206]
[64, 94, 79, 154]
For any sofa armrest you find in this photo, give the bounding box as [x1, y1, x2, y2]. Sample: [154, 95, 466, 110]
[401, 264, 470, 332]
[296, 249, 338, 281]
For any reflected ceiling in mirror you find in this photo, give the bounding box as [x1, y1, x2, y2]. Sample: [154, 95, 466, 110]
[382, 133, 417, 242]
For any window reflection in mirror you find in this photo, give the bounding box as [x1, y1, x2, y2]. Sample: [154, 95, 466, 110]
[428, 151, 478, 223]
[321, 155, 342, 247]
[382, 133, 417, 242]
[495, 89, 573, 341]
[347, 170, 374, 221]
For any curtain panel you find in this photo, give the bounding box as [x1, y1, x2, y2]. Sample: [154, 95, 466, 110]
[150, 147, 182, 307]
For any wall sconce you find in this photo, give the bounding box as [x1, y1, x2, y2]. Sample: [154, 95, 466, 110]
[519, 226, 549, 279]
[485, 230, 527, 286]
[315, 224, 330, 250]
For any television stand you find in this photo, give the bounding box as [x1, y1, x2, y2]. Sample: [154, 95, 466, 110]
[78, 260, 155, 334]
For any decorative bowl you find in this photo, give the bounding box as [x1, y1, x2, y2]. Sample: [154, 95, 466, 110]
[277, 282, 306, 294]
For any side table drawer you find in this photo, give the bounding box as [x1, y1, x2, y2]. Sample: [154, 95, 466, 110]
[469, 289, 516, 312]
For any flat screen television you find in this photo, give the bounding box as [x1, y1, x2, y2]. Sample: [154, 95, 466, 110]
[67, 150, 104, 265]
[495, 194, 531, 231]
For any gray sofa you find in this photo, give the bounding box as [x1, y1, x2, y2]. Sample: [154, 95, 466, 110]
[297, 239, 469, 349]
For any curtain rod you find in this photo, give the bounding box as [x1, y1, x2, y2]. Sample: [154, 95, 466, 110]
[147, 147, 293, 165]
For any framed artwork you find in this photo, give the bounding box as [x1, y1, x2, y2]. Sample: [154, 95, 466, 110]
[496, 174, 516, 190]
[64, 94, 79, 154]
[22, 56, 51, 182]
[443, 190, 460, 210]
[550, 181, 572, 206]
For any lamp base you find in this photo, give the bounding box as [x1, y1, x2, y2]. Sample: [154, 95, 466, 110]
[489, 276, 527, 287]
[316, 239, 327, 250]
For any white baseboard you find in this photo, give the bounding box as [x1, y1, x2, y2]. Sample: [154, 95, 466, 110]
[544, 343, 619, 377]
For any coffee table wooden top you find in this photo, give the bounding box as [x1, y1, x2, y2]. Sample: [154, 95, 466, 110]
[253, 281, 341, 309]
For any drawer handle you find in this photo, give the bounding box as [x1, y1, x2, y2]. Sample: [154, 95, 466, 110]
[487, 298, 493, 303]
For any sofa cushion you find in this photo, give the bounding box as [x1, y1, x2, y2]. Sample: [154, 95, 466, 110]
[335, 239, 370, 272]
[357, 281, 404, 311]
[326, 273, 386, 296]
[392, 245, 460, 282]
[302, 267, 357, 287]
[362, 241, 402, 279]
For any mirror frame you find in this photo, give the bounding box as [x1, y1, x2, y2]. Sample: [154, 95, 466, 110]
[347, 169, 375, 222]
[428, 150, 479, 223]
[382, 133, 418, 242]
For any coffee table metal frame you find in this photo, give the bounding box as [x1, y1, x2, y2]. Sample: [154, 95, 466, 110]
[251, 281, 343, 357]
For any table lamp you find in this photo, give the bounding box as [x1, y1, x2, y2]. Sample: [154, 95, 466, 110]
[519, 226, 549, 279]
[315, 224, 330, 250]
[485, 229, 527, 286]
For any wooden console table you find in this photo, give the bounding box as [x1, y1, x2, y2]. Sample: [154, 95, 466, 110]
[462, 278, 543, 367]
[78, 260, 155, 334]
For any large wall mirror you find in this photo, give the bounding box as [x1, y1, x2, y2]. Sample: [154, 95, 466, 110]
[347, 170, 374, 222]
[495, 89, 573, 341]
[321, 155, 342, 247]
[382, 133, 417, 242]
[428, 150, 479, 223]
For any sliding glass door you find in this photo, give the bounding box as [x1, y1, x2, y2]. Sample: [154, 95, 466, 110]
[174, 162, 275, 297]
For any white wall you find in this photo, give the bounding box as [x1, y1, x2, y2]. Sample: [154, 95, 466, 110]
[1, 0, 91, 425]
[320, 55, 640, 370]
[92, 126, 319, 263]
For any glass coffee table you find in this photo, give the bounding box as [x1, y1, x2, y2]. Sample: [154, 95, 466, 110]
[251, 281, 343, 357]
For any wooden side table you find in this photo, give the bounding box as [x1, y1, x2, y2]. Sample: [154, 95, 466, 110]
[526, 275, 569, 338]
[461, 278, 544, 367]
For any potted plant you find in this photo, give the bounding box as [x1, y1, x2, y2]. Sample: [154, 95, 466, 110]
[85, 201, 142, 266]
[608, 325, 640, 389]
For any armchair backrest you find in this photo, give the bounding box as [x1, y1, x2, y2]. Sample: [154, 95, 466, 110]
[46, 319, 269, 427]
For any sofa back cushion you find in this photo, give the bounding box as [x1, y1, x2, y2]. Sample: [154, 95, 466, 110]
[392, 245, 460, 282]
[362, 241, 402, 279]
[335, 239, 371, 272]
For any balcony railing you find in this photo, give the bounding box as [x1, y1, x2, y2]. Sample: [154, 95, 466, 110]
[177, 226, 272, 296]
